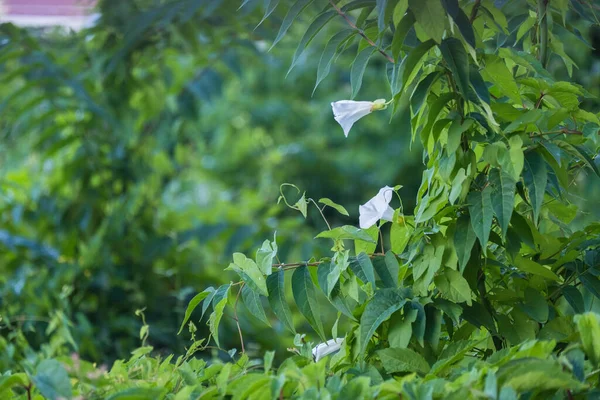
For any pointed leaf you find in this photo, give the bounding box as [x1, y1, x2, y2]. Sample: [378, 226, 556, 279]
[178, 288, 213, 334]
[227, 253, 268, 296]
[391, 10, 415, 61]
[267, 270, 295, 333]
[454, 214, 476, 272]
[288, 11, 336, 74]
[349, 252, 376, 286]
[513, 255, 560, 281]
[315, 30, 355, 93]
[372, 252, 400, 288]
[241, 285, 270, 326]
[209, 292, 229, 347]
[409, 0, 446, 43]
[523, 151, 547, 224]
[359, 289, 406, 353]
[378, 347, 430, 374]
[468, 186, 493, 250]
[319, 198, 349, 216]
[271, 0, 314, 50]
[292, 266, 326, 340]
[351, 47, 375, 98]
[434, 268, 472, 305]
[316, 225, 376, 243]
[489, 168, 516, 238]
[439, 38, 470, 99]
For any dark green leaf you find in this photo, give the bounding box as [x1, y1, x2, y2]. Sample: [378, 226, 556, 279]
[409, 0, 446, 43]
[359, 289, 407, 353]
[292, 266, 326, 340]
[288, 11, 336, 74]
[454, 214, 477, 272]
[470, 65, 490, 104]
[349, 252, 376, 286]
[424, 305, 443, 351]
[391, 10, 415, 61]
[271, 0, 314, 50]
[178, 288, 213, 334]
[468, 186, 493, 250]
[439, 38, 470, 99]
[314, 30, 355, 93]
[351, 47, 375, 98]
[267, 270, 295, 334]
[519, 287, 548, 323]
[241, 284, 270, 326]
[410, 71, 441, 114]
[581, 274, 600, 300]
[562, 286, 585, 314]
[401, 39, 436, 88]
[523, 151, 547, 224]
[372, 251, 400, 288]
[489, 168, 516, 238]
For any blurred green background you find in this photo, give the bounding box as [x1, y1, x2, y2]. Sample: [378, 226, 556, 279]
[0, 0, 598, 369]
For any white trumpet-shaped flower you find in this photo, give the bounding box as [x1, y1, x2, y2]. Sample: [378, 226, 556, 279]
[312, 338, 344, 361]
[331, 99, 387, 137]
[359, 186, 395, 229]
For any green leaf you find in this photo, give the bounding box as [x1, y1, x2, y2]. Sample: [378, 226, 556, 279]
[496, 358, 586, 392]
[434, 268, 472, 305]
[295, 193, 308, 218]
[562, 286, 585, 314]
[241, 284, 270, 326]
[178, 288, 212, 334]
[519, 287, 549, 323]
[467, 186, 493, 250]
[267, 270, 295, 334]
[288, 11, 336, 74]
[401, 39, 436, 91]
[316, 225, 377, 243]
[227, 253, 268, 296]
[409, 0, 446, 43]
[447, 118, 473, 154]
[349, 252, 376, 286]
[378, 347, 430, 375]
[256, 235, 277, 276]
[32, 360, 72, 400]
[255, 0, 280, 28]
[470, 65, 490, 104]
[209, 290, 229, 347]
[391, 10, 415, 61]
[390, 221, 413, 254]
[270, 0, 314, 50]
[489, 168, 516, 238]
[106, 388, 167, 400]
[0, 374, 28, 395]
[523, 151, 547, 224]
[575, 312, 600, 367]
[351, 47, 375, 98]
[319, 198, 349, 216]
[355, 225, 379, 255]
[315, 30, 355, 93]
[410, 71, 441, 114]
[359, 289, 407, 353]
[454, 9, 476, 49]
[292, 266, 326, 340]
[389, 306, 417, 348]
[513, 255, 560, 281]
[580, 274, 600, 300]
[372, 251, 400, 288]
[439, 38, 470, 99]
[481, 55, 520, 104]
[377, 0, 389, 32]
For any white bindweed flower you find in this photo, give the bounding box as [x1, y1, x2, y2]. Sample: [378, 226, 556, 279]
[312, 338, 344, 362]
[359, 186, 395, 229]
[331, 99, 387, 137]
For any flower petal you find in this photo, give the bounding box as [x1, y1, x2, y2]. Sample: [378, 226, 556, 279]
[331, 100, 374, 137]
[312, 338, 344, 361]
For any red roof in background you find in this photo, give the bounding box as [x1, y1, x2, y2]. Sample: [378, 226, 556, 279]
[1, 0, 97, 29]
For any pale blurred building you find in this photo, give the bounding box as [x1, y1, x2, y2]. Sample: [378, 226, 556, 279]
[0, 0, 97, 30]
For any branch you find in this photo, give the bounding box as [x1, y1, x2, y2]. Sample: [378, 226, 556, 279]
[276, 252, 387, 271]
[538, 0, 549, 67]
[469, 0, 482, 23]
[328, 0, 395, 64]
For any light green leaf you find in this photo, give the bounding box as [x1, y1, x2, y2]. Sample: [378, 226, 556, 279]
[355, 225, 379, 255]
[481, 55, 520, 104]
[241, 284, 270, 326]
[378, 347, 430, 374]
[575, 312, 600, 367]
[523, 151, 547, 224]
[256, 235, 277, 276]
[434, 268, 472, 305]
[401, 39, 436, 89]
[507, 135, 524, 180]
[349, 252, 376, 286]
[32, 360, 72, 400]
[468, 186, 493, 250]
[390, 220, 413, 254]
[520, 287, 549, 323]
[227, 253, 268, 296]
[489, 168, 516, 238]
[359, 289, 407, 353]
[178, 288, 213, 334]
[319, 198, 349, 216]
[513, 255, 560, 281]
[267, 270, 295, 333]
[409, 0, 446, 43]
[292, 266, 326, 341]
[316, 225, 377, 243]
[439, 38, 470, 99]
[209, 291, 229, 347]
[447, 118, 473, 154]
[389, 306, 418, 348]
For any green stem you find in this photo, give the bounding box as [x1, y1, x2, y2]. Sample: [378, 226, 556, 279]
[538, 0, 549, 67]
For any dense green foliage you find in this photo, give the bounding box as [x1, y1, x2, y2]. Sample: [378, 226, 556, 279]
[2, 0, 600, 398]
